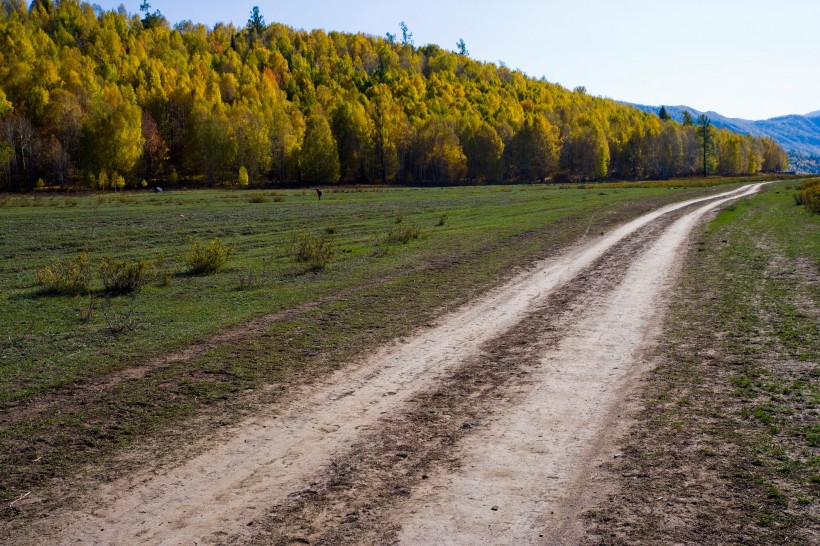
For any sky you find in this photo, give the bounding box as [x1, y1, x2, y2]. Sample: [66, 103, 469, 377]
[94, 0, 820, 120]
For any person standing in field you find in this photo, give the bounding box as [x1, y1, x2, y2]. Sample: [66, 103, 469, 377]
[316, 188, 322, 200]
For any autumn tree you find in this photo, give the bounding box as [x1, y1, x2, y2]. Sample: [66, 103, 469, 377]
[760, 136, 789, 172]
[415, 117, 466, 182]
[192, 104, 237, 187]
[141, 110, 169, 181]
[300, 110, 340, 183]
[565, 117, 609, 180]
[505, 115, 561, 181]
[231, 103, 272, 183]
[462, 119, 504, 182]
[1, 113, 36, 191]
[330, 101, 373, 182]
[0, 1, 791, 190]
[717, 132, 742, 175]
[367, 84, 407, 183]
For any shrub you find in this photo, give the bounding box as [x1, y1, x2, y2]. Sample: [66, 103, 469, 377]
[248, 193, 269, 203]
[102, 295, 138, 335]
[386, 223, 422, 244]
[35, 252, 93, 295]
[437, 212, 448, 226]
[235, 267, 258, 290]
[371, 236, 391, 257]
[99, 257, 156, 294]
[798, 185, 820, 213]
[271, 193, 285, 202]
[185, 239, 232, 274]
[291, 232, 334, 271]
[795, 178, 820, 213]
[238, 165, 249, 187]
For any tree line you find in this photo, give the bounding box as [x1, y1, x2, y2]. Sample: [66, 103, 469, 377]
[0, 1, 789, 191]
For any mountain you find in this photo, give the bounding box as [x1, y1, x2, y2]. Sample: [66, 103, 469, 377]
[626, 103, 820, 173]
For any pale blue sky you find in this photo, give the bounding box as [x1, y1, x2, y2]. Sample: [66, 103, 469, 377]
[95, 0, 819, 120]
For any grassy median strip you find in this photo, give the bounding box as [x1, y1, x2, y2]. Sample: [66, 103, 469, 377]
[587, 181, 819, 544]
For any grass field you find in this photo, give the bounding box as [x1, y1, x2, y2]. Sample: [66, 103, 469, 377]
[588, 180, 819, 543]
[0, 178, 787, 510]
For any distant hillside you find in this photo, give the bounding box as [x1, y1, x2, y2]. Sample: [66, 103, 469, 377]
[0, 2, 790, 190]
[626, 103, 820, 173]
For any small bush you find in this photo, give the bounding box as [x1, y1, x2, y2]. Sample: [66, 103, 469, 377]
[99, 257, 156, 294]
[395, 212, 405, 224]
[63, 197, 78, 207]
[248, 193, 269, 203]
[371, 236, 392, 257]
[235, 267, 258, 290]
[386, 223, 422, 244]
[185, 239, 232, 274]
[102, 295, 138, 335]
[437, 212, 448, 226]
[35, 252, 93, 295]
[115, 195, 137, 205]
[796, 179, 820, 213]
[272, 194, 285, 202]
[291, 232, 334, 271]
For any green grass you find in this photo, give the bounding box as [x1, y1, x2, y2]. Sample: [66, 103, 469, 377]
[0, 183, 748, 405]
[0, 181, 756, 504]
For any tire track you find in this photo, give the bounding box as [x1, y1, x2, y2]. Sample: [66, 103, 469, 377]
[234, 199, 683, 545]
[394, 184, 765, 545]
[31, 185, 761, 545]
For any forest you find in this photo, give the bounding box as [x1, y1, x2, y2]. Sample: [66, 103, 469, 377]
[0, 0, 790, 191]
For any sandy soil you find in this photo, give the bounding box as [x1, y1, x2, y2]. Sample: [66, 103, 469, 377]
[393, 186, 763, 545]
[29, 184, 762, 545]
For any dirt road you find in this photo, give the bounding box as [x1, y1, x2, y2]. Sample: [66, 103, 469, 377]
[36, 184, 763, 545]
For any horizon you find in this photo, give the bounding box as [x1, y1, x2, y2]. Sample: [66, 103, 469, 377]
[88, 0, 820, 121]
